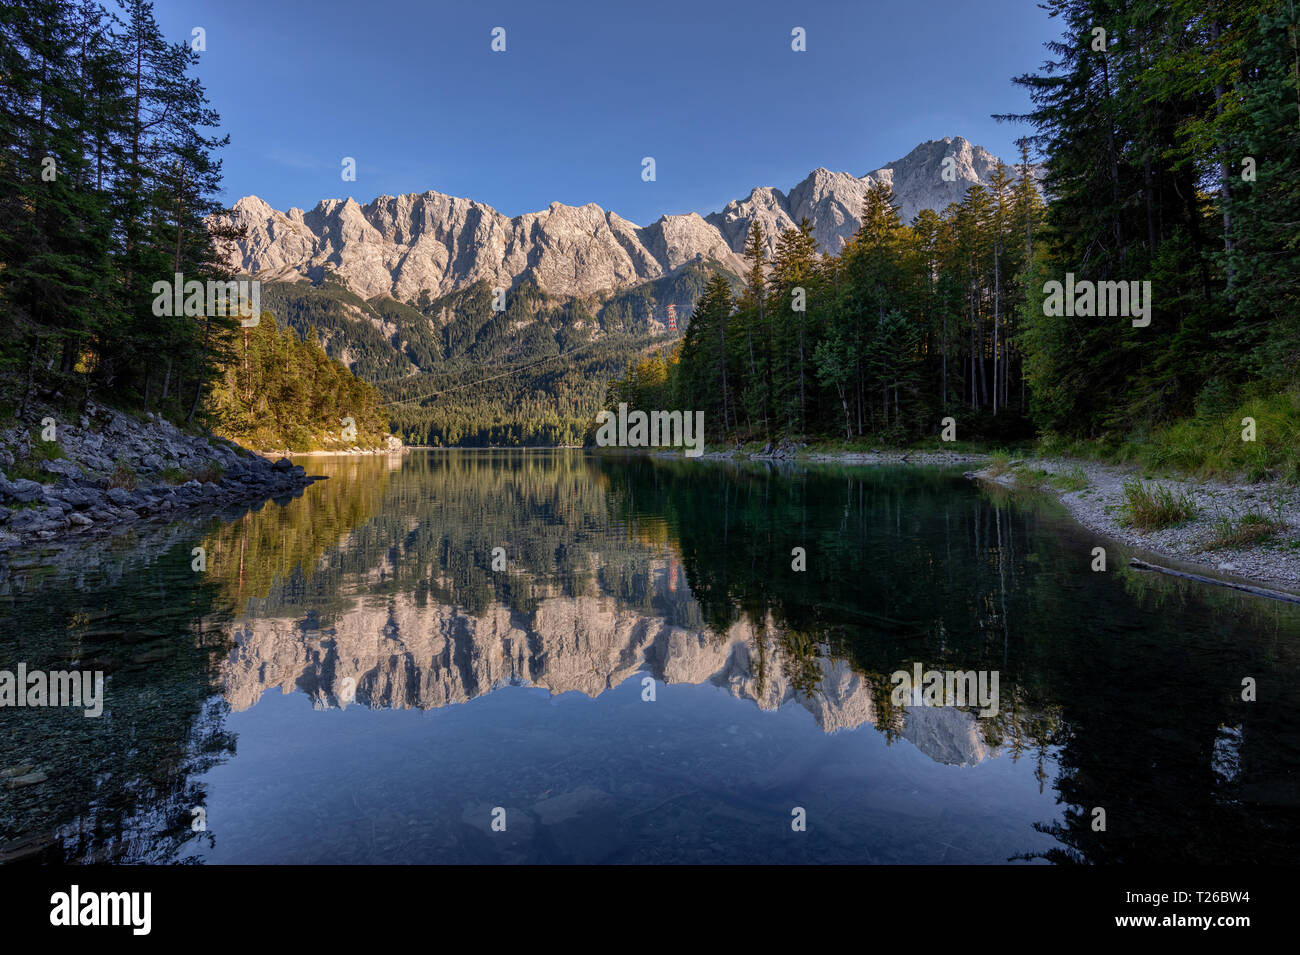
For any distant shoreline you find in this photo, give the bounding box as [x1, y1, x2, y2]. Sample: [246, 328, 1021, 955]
[269, 447, 408, 457]
[592, 442, 1300, 597]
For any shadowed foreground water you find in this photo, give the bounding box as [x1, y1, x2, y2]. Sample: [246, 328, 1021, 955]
[1, 450, 1297, 863]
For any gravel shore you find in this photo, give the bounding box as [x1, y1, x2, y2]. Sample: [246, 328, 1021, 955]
[969, 456, 1300, 593]
[696, 441, 1300, 595]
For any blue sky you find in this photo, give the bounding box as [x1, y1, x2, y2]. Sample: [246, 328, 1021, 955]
[158, 0, 1060, 224]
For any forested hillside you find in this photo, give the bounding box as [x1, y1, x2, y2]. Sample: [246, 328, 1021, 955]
[0, 0, 234, 419]
[206, 314, 390, 452]
[607, 0, 1300, 477]
[257, 262, 731, 446]
[0, 0, 389, 453]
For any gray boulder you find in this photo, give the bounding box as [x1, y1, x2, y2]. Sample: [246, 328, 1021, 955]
[49, 486, 98, 510]
[106, 487, 135, 507]
[8, 509, 63, 533]
[6, 479, 46, 504]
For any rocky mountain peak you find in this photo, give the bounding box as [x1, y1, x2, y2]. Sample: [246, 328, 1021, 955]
[215, 137, 1026, 302]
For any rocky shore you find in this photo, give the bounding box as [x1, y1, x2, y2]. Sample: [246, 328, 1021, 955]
[0, 402, 323, 552]
[692, 441, 1299, 595]
[968, 456, 1300, 594]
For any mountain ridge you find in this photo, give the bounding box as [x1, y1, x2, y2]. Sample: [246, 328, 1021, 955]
[217, 136, 1029, 304]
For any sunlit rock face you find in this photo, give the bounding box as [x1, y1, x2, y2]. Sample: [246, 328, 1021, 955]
[215, 138, 1028, 302]
[216, 193, 746, 301]
[708, 136, 1026, 259]
[220, 592, 995, 767]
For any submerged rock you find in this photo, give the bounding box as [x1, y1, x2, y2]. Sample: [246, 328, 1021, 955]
[5, 771, 48, 789]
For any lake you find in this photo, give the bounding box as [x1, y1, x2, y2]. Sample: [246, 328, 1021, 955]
[1, 450, 1297, 864]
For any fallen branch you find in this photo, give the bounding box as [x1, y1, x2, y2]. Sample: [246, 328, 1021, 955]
[1129, 558, 1300, 605]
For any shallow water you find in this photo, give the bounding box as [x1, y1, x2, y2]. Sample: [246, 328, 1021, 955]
[1, 450, 1297, 864]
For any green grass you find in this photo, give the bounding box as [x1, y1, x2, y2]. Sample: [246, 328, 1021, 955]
[998, 463, 1088, 493]
[6, 462, 57, 483]
[985, 451, 1014, 477]
[1009, 464, 1044, 487]
[28, 434, 65, 463]
[1118, 480, 1198, 529]
[107, 458, 136, 490]
[1041, 388, 1300, 482]
[1204, 512, 1285, 550]
[190, 462, 224, 484]
[158, 462, 224, 485]
[1046, 465, 1090, 492]
[6, 432, 66, 483]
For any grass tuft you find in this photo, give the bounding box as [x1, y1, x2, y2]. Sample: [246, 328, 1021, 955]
[1204, 512, 1285, 550]
[1118, 480, 1198, 529]
[107, 457, 136, 490]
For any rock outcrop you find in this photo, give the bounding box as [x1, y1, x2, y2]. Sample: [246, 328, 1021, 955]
[216, 137, 1033, 303]
[707, 137, 1028, 259]
[217, 193, 746, 302]
[0, 402, 322, 550]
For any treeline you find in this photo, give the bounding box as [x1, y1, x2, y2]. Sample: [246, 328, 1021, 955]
[207, 315, 389, 452]
[262, 261, 729, 447]
[0, 0, 393, 454]
[379, 281, 678, 446]
[258, 278, 425, 382]
[385, 331, 659, 447]
[1013, 0, 1299, 439]
[608, 0, 1300, 453]
[614, 167, 1044, 444]
[0, 0, 239, 419]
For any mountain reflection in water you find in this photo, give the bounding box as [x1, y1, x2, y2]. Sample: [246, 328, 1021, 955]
[1, 451, 1297, 864]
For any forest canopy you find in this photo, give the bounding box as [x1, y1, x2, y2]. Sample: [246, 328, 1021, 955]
[602, 0, 1300, 477]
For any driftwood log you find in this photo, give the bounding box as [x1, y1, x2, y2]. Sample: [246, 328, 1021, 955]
[1129, 558, 1300, 605]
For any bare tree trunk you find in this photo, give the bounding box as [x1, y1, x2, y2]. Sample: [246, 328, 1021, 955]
[21, 335, 40, 417]
[969, 283, 977, 409]
[798, 326, 806, 435]
[1099, 50, 1124, 258]
[993, 241, 1001, 416]
[1210, 21, 1235, 296]
[187, 318, 209, 424]
[719, 322, 730, 433]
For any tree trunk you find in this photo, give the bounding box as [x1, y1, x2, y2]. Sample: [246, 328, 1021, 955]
[993, 242, 1001, 416]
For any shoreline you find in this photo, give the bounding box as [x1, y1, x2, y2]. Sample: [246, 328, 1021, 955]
[966, 456, 1300, 595]
[657, 441, 1300, 596]
[1, 404, 325, 554]
[265, 447, 406, 458]
[7, 423, 1296, 597]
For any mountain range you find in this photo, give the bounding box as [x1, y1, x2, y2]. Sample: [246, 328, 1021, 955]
[217, 136, 1020, 305]
[212, 136, 1031, 445]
